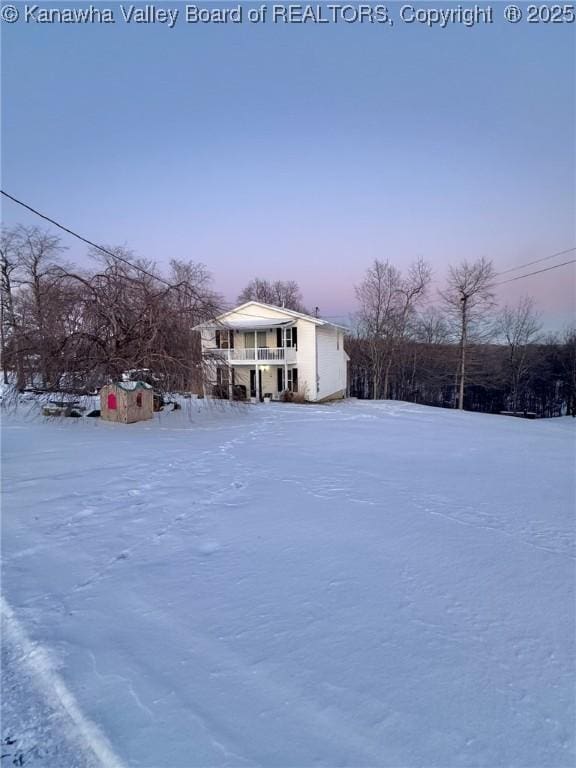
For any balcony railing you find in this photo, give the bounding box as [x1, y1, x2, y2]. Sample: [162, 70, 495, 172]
[208, 347, 296, 363]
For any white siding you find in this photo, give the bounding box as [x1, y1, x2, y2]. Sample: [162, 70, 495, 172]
[260, 367, 277, 397]
[226, 304, 291, 323]
[198, 302, 347, 402]
[292, 318, 316, 400]
[315, 326, 347, 401]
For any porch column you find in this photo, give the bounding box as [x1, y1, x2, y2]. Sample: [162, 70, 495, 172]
[228, 365, 233, 401]
[283, 327, 288, 394]
[255, 363, 260, 402]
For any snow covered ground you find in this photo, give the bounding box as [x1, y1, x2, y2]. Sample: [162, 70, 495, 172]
[2, 399, 574, 768]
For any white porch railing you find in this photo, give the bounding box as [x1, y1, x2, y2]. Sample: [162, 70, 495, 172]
[208, 347, 296, 363]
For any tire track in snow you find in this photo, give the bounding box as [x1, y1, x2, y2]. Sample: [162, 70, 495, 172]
[1, 597, 125, 768]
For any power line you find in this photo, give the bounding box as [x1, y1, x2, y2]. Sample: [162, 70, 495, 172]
[492, 258, 576, 287]
[0, 190, 183, 295]
[4, 189, 574, 303]
[2, 192, 337, 321]
[495, 247, 576, 276]
[1, 191, 343, 323]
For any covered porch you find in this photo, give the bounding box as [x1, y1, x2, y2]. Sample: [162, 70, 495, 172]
[214, 363, 298, 402]
[206, 318, 298, 364]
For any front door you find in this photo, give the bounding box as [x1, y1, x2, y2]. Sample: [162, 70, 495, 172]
[250, 369, 263, 400]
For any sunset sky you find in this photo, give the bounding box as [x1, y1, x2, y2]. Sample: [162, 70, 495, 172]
[2, 2, 574, 328]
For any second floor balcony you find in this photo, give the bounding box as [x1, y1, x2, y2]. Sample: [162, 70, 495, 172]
[208, 346, 297, 364]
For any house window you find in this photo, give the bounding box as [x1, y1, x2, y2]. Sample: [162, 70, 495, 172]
[284, 327, 297, 348]
[245, 331, 267, 348]
[287, 368, 298, 393]
[277, 327, 298, 348]
[216, 367, 230, 386]
[277, 368, 284, 392]
[136, 393, 142, 407]
[107, 393, 117, 410]
[215, 330, 234, 349]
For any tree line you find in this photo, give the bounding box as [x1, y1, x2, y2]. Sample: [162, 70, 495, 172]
[350, 257, 575, 417]
[1, 224, 574, 416]
[0, 225, 220, 393]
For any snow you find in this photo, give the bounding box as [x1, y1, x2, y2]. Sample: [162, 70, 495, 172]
[114, 381, 153, 391]
[2, 597, 119, 768]
[2, 399, 574, 767]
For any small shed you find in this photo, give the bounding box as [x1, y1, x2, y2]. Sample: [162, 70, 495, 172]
[100, 381, 154, 424]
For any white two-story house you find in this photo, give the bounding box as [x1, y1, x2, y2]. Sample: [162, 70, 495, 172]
[196, 301, 349, 402]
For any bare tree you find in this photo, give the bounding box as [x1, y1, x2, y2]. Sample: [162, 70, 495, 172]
[0, 228, 23, 385]
[348, 291, 574, 418]
[0, 225, 224, 395]
[355, 258, 431, 398]
[3, 226, 66, 388]
[441, 257, 496, 410]
[166, 258, 222, 392]
[238, 278, 307, 312]
[559, 327, 576, 417]
[497, 297, 541, 411]
[73, 253, 221, 391]
[414, 307, 451, 345]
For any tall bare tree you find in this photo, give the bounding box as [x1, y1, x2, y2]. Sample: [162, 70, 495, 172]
[355, 258, 431, 398]
[0, 227, 22, 385]
[441, 257, 496, 410]
[497, 297, 541, 411]
[560, 327, 576, 417]
[0, 225, 222, 394]
[238, 278, 307, 312]
[2, 226, 66, 388]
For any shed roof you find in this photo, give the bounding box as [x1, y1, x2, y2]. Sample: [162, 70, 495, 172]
[113, 381, 153, 391]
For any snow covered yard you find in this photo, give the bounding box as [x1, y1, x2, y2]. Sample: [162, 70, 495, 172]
[1, 400, 574, 768]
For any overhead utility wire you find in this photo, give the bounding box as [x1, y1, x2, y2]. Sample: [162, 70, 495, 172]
[1, 191, 342, 320]
[495, 247, 576, 277]
[492, 259, 576, 287]
[0, 190, 187, 295]
[3, 189, 574, 305]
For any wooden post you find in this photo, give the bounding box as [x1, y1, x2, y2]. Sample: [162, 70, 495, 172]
[458, 294, 468, 410]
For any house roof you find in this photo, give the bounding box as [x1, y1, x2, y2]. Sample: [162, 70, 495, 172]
[194, 301, 348, 331]
[219, 318, 294, 330]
